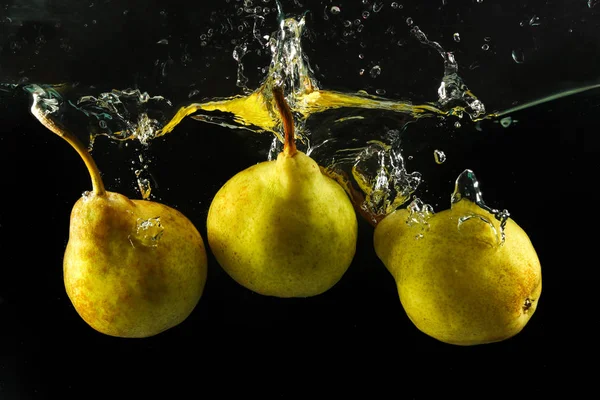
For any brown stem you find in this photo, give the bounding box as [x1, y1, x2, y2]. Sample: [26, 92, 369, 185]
[272, 86, 297, 157]
[30, 98, 106, 196]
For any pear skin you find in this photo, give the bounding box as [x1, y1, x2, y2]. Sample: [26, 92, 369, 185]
[30, 89, 207, 339]
[374, 199, 542, 345]
[64, 191, 208, 338]
[207, 150, 357, 297]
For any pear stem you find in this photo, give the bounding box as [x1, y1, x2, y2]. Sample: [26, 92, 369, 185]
[31, 103, 106, 196]
[272, 86, 297, 157]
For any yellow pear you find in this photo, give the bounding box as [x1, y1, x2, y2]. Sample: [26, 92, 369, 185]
[374, 171, 542, 345]
[207, 87, 357, 297]
[31, 90, 207, 338]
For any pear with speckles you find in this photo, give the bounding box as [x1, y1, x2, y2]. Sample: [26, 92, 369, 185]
[206, 87, 357, 297]
[31, 91, 207, 338]
[374, 173, 542, 346]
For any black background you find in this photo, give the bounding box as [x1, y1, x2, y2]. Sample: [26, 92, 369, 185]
[0, 0, 598, 398]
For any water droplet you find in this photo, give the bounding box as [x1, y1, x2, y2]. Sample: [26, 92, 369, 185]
[330, 6, 341, 14]
[512, 49, 525, 63]
[523, 298, 532, 311]
[452, 170, 484, 205]
[137, 178, 152, 199]
[362, 11, 370, 19]
[453, 32, 460, 42]
[434, 149, 446, 164]
[406, 17, 413, 26]
[369, 65, 382, 78]
[135, 217, 164, 247]
[481, 43, 489, 51]
[529, 15, 541, 26]
[500, 116, 513, 128]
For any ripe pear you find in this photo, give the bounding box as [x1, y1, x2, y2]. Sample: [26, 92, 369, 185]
[374, 175, 542, 345]
[207, 87, 358, 297]
[31, 94, 207, 338]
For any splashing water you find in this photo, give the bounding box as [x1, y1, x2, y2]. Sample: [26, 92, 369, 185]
[135, 217, 164, 247]
[73, 89, 172, 147]
[15, 4, 600, 224]
[451, 169, 510, 245]
[405, 197, 435, 239]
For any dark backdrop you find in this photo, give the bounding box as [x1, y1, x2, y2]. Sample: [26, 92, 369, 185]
[1, 0, 597, 398]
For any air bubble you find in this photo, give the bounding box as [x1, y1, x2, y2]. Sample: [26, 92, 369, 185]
[434, 150, 446, 164]
[362, 11, 370, 19]
[406, 17, 413, 26]
[512, 49, 525, 63]
[330, 6, 341, 14]
[500, 117, 513, 128]
[454, 121, 461, 128]
[481, 44, 489, 51]
[369, 65, 382, 78]
[453, 33, 460, 42]
[589, 0, 599, 7]
[529, 15, 541, 26]
[372, 2, 384, 12]
[376, 88, 386, 95]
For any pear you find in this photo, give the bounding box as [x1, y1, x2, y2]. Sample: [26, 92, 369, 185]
[31, 93, 207, 338]
[374, 171, 542, 345]
[206, 86, 358, 297]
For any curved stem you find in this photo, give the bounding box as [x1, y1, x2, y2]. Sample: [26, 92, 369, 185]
[272, 86, 297, 157]
[30, 100, 106, 196]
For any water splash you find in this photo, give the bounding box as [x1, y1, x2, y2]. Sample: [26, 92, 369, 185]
[405, 197, 435, 239]
[433, 149, 446, 164]
[451, 169, 510, 245]
[349, 140, 422, 222]
[72, 89, 172, 146]
[409, 26, 486, 120]
[135, 217, 164, 247]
